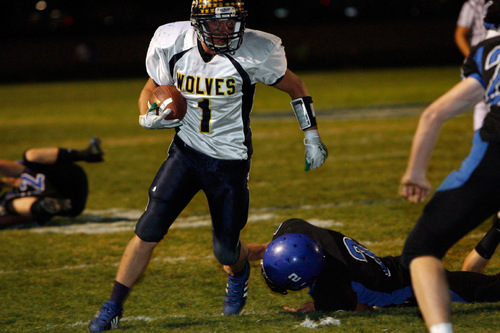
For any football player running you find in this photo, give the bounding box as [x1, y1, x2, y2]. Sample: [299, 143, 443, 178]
[250, 218, 500, 313]
[88, 1, 327, 331]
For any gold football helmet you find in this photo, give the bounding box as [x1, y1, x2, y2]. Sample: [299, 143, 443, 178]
[191, 0, 248, 54]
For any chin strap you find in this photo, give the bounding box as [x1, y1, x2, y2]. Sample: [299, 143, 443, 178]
[291, 96, 317, 130]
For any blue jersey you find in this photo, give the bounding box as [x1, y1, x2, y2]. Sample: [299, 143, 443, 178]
[274, 219, 500, 311]
[463, 34, 500, 141]
[273, 219, 410, 311]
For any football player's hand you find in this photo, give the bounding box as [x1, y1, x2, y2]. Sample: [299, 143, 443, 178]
[399, 173, 431, 203]
[139, 102, 182, 129]
[284, 302, 315, 313]
[304, 129, 328, 171]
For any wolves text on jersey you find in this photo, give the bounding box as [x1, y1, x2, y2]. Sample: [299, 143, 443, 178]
[177, 73, 236, 96]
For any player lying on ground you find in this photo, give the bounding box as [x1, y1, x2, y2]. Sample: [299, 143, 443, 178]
[247, 218, 500, 312]
[0, 138, 103, 228]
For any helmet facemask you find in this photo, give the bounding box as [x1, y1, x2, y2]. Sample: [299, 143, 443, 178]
[191, 1, 247, 54]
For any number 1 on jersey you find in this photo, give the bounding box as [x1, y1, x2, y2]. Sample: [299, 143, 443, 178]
[198, 98, 212, 133]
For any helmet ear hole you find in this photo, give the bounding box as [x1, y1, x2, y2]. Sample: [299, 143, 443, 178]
[261, 233, 325, 293]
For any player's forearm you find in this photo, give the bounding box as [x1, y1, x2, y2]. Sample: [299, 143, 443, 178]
[0, 214, 34, 227]
[353, 302, 373, 312]
[406, 79, 483, 176]
[454, 27, 470, 58]
[247, 242, 270, 261]
[404, 110, 442, 177]
[273, 69, 310, 99]
[138, 91, 152, 115]
[0, 160, 25, 177]
[138, 78, 158, 115]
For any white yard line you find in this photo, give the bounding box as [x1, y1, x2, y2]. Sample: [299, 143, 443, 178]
[0, 208, 340, 275]
[2, 199, 487, 276]
[44, 310, 284, 330]
[29, 206, 348, 235]
[28, 199, 402, 235]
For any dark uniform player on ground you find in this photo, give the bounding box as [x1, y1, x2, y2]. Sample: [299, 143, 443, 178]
[248, 218, 500, 313]
[399, 2, 500, 332]
[88, 1, 328, 331]
[0, 138, 103, 229]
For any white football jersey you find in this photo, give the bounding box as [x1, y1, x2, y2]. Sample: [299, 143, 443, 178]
[146, 21, 287, 160]
[457, 0, 486, 47]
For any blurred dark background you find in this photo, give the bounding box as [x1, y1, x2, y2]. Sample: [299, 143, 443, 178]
[0, 1, 467, 82]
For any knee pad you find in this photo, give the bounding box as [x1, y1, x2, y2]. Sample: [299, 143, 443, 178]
[135, 212, 168, 242]
[213, 240, 241, 266]
[134, 198, 178, 242]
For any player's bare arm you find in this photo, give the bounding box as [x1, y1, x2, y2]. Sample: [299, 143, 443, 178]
[138, 78, 157, 115]
[454, 25, 471, 58]
[400, 77, 484, 202]
[247, 242, 269, 261]
[283, 302, 315, 313]
[283, 301, 373, 313]
[273, 69, 309, 100]
[274, 69, 328, 170]
[354, 302, 374, 312]
[274, 69, 316, 132]
[0, 159, 25, 177]
[0, 213, 36, 228]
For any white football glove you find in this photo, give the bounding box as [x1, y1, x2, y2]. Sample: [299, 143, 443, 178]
[139, 102, 182, 129]
[303, 129, 328, 171]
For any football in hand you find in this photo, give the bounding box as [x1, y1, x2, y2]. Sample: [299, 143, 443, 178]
[148, 85, 187, 120]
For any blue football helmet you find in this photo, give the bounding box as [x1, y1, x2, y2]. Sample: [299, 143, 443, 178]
[261, 233, 325, 294]
[190, 0, 248, 54]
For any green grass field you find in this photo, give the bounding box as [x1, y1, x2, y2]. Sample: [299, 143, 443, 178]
[1, 66, 499, 332]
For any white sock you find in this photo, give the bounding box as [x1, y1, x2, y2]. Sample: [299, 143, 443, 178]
[429, 322, 453, 333]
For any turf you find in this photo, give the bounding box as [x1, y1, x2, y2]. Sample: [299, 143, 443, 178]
[0, 66, 499, 332]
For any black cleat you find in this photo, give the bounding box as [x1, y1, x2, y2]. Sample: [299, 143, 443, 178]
[86, 137, 104, 162]
[39, 197, 72, 215]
